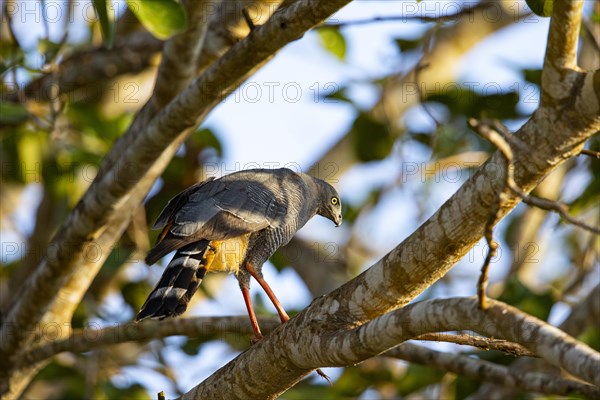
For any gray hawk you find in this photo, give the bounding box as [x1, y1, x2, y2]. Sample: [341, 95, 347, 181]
[136, 168, 342, 343]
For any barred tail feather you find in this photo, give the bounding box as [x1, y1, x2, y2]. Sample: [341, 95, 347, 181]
[135, 240, 210, 322]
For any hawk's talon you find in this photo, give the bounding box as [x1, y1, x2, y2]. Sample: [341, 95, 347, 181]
[250, 334, 263, 345]
[316, 368, 332, 384]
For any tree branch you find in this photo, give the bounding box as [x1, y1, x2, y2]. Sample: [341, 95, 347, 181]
[322, 2, 485, 28]
[414, 333, 536, 357]
[335, 298, 600, 386]
[545, 0, 583, 71]
[384, 343, 598, 398]
[4, 32, 163, 103]
[541, 0, 584, 106]
[17, 316, 280, 370]
[180, 298, 599, 398]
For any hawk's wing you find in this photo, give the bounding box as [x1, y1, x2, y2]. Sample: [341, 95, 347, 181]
[145, 170, 294, 264]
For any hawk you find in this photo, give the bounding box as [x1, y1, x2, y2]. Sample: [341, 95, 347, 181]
[136, 168, 342, 343]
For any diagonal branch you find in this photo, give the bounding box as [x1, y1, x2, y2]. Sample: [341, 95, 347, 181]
[384, 343, 598, 398]
[323, 2, 485, 27]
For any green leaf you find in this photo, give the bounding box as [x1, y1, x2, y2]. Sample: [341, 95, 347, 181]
[269, 249, 288, 271]
[397, 364, 443, 395]
[499, 278, 554, 320]
[17, 132, 45, 183]
[126, 0, 188, 40]
[578, 326, 600, 352]
[190, 128, 223, 157]
[0, 102, 28, 125]
[394, 37, 422, 52]
[37, 38, 62, 64]
[525, 0, 553, 17]
[351, 113, 394, 162]
[93, 0, 115, 49]
[522, 68, 543, 86]
[317, 27, 346, 61]
[322, 86, 353, 103]
[181, 337, 205, 356]
[426, 88, 520, 120]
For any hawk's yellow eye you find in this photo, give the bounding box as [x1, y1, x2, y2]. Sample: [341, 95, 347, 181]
[331, 197, 339, 205]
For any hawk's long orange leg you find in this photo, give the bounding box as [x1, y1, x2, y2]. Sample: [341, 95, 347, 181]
[246, 262, 331, 383]
[240, 285, 263, 342]
[246, 262, 289, 323]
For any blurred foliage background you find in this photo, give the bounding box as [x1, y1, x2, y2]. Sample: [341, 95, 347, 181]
[1, 0, 598, 398]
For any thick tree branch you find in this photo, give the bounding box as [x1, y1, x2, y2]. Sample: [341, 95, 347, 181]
[181, 298, 599, 398]
[349, 298, 599, 385]
[384, 343, 598, 398]
[16, 319, 536, 373]
[0, 0, 352, 374]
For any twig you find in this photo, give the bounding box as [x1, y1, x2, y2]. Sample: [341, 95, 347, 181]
[414, 333, 536, 357]
[415, 25, 444, 131]
[469, 119, 600, 234]
[468, 118, 599, 308]
[478, 205, 501, 310]
[322, 3, 484, 28]
[242, 8, 256, 31]
[580, 149, 600, 159]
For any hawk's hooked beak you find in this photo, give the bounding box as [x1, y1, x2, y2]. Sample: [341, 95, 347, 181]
[334, 214, 342, 227]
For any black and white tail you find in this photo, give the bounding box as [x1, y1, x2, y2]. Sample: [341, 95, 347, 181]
[135, 240, 210, 321]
